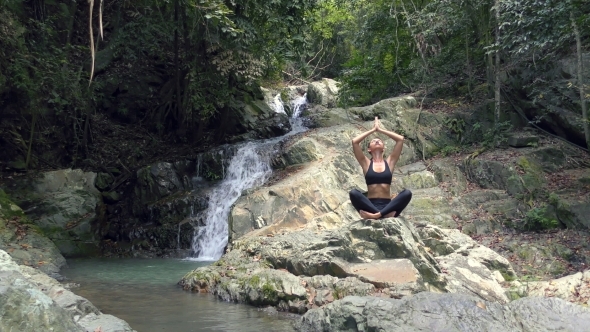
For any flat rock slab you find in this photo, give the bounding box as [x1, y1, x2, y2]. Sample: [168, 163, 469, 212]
[347, 259, 418, 287]
[508, 135, 539, 147]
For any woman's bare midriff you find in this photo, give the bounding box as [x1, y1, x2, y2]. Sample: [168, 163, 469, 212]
[366, 183, 391, 199]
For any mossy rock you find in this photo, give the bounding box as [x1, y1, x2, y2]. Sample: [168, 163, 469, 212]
[0, 189, 25, 219]
[524, 147, 566, 173]
[95, 172, 113, 191]
[552, 195, 590, 229]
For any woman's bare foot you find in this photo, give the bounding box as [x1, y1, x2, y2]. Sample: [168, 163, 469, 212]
[383, 211, 397, 218]
[359, 210, 382, 219]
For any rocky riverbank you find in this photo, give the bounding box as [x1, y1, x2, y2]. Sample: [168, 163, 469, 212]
[0, 192, 135, 331]
[179, 92, 590, 329]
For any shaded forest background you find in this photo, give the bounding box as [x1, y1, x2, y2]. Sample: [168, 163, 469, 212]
[0, 0, 589, 173]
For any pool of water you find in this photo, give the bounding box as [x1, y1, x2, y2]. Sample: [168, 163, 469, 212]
[60, 258, 298, 332]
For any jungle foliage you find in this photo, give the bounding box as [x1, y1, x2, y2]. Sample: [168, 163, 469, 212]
[0, 0, 589, 170]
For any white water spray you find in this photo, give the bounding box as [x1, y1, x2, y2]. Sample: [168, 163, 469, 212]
[190, 94, 307, 260]
[271, 93, 286, 114]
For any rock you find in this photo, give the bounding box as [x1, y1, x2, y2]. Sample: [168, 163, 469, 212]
[0, 249, 136, 332]
[525, 270, 590, 305]
[274, 137, 323, 168]
[306, 78, 340, 107]
[463, 157, 544, 196]
[0, 189, 66, 275]
[305, 105, 359, 128]
[346, 259, 420, 288]
[0, 276, 85, 332]
[429, 158, 468, 195]
[506, 242, 573, 277]
[402, 187, 458, 228]
[524, 147, 566, 172]
[102, 191, 121, 203]
[232, 218, 446, 290]
[508, 135, 539, 147]
[179, 248, 378, 313]
[78, 313, 136, 332]
[95, 172, 114, 191]
[5, 169, 104, 257]
[235, 98, 292, 141]
[297, 292, 590, 332]
[419, 226, 516, 281]
[436, 254, 509, 303]
[553, 195, 590, 229]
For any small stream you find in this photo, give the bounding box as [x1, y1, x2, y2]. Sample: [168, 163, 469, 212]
[61, 258, 298, 332]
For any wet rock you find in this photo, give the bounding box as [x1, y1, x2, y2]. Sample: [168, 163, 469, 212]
[296, 292, 590, 332]
[78, 314, 135, 332]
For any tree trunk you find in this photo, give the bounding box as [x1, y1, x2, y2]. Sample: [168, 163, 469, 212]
[25, 113, 37, 170]
[174, 0, 182, 123]
[571, 13, 589, 148]
[494, 0, 501, 125]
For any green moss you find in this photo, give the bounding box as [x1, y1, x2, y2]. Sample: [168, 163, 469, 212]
[249, 275, 261, 287]
[501, 272, 516, 282]
[332, 286, 345, 300]
[506, 289, 525, 301]
[0, 189, 25, 219]
[184, 268, 221, 284]
[280, 89, 289, 104]
[261, 281, 277, 299]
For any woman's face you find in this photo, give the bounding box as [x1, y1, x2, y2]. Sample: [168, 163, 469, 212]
[368, 138, 384, 152]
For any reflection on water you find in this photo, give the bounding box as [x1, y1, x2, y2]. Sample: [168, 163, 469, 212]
[60, 259, 297, 332]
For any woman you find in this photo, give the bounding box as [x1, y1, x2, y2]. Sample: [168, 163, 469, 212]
[349, 117, 412, 219]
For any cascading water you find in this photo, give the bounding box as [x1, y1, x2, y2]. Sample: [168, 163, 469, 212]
[190, 94, 307, 260]
[270, 93, 286, 114]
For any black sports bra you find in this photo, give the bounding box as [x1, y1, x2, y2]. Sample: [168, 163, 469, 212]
[365, 160, 393, 185]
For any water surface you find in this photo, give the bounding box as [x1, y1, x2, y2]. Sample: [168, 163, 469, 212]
[61, 258, 298, 332]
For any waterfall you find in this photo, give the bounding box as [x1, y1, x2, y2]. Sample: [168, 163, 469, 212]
[271, 93, 286, 114]
[189, 94, 308, 261]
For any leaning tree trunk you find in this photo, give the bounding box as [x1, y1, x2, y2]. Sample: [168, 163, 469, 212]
[571, 13, 589, 148]
[494, 0, 501, 126]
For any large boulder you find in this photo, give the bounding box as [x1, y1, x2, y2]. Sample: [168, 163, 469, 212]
[297, 292, 590, 332]
[3, 169, 103, 257]
[0, 189, 66, 276]
[304, 95, 457, 158]
[516, 270, 590, 305]
[307, 78, 340, 108]
[233, 99, 292, 141]
[229, 123, 418, 240]
[179, 248, 376, 313]
[0, 250, 135, 332]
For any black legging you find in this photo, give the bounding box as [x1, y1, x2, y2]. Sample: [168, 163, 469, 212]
[349, 189, 412, 218]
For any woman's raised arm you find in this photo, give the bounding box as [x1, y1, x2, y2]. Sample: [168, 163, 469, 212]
[376, 123, 404, 169]
[351, 117, 379, 171]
